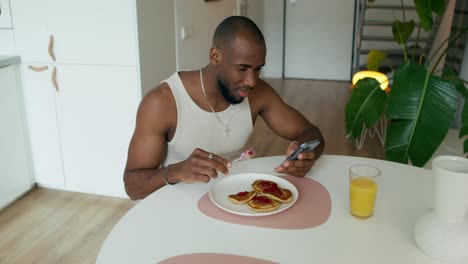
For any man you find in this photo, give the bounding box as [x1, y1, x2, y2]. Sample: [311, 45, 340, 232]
[124, 16, 324, 200]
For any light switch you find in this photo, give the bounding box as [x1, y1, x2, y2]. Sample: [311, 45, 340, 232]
[181, 26, 193, 40]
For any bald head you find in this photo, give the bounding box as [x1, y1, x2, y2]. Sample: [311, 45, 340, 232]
[212, 16, 265, 49]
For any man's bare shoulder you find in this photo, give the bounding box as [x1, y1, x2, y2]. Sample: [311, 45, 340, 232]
[139, 82, 174, 114]
[136, 82, 176, 133]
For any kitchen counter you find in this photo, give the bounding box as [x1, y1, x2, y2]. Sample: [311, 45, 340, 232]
[0, 55, 21, 68]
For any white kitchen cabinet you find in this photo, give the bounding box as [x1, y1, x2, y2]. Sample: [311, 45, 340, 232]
[46, 0, 137, 66]
[10, 0, 176, 198]
[55, 65, 139, 197]
[0, 61, 35, 210]
[22, 63, 139, 197]
[10, 0, 50, 62]
[0, 0, 13, 29]
[0, 29, 15, 54]
[11, 0, 137, 66]
[20, 64, 64, 189]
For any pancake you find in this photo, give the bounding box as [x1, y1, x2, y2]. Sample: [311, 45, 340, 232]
[251, 179, 278, 193]
[228, 191, 257, 204]
[247, 195, 280, 212]
[261, 186, 293, 203]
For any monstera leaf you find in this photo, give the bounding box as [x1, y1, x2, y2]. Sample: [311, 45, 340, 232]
[392, 20, 415, 44]
[345, 78, 387, 139]
[385, 62, 458, 166]
[414, 0, 446, 31]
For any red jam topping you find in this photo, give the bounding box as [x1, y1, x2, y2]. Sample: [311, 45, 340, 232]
[252, 196, 272, 205]
[263, 187, 282, 196]
[259, 181, 277, 188]
[236, 191, 249, 197]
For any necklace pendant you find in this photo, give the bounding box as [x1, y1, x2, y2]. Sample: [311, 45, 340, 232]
[226, 127, 230, 136]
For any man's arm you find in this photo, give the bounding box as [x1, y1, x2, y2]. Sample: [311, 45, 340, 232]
[124, 83, 231, 200]
[123, 84, 174, 200]
[252, 80, 325, 176]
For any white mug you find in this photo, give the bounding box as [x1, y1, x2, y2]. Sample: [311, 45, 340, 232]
[432, 155, 468, 222]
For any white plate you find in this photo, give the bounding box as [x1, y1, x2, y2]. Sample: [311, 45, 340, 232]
[209, 173, 298, 217]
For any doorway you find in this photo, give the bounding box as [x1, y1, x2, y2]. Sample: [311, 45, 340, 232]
[243, 0, 356, 80]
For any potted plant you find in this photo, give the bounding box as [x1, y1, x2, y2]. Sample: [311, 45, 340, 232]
[345, 0, 468, 167]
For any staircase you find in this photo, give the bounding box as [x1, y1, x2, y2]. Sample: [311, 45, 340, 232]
[353, 0, 467, 75]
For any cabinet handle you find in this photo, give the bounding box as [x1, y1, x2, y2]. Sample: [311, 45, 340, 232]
[51, 67, 59, 92]
[28, 65, 49, 72]
[48, 35, 56, 61]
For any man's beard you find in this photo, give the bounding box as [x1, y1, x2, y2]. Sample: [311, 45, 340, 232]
[217, 78, 244, 104]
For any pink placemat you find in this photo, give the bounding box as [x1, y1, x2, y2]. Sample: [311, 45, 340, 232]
[198, 176, 331, 229]
[159, 253, 278, 264]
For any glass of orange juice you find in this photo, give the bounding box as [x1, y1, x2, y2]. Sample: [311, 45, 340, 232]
[349, 165, 381, 219]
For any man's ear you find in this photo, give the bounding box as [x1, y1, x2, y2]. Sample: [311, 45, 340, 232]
[209, 47, 222, 66]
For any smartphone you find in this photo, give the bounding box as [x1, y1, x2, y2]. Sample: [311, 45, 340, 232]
[283, 140, 320, 162]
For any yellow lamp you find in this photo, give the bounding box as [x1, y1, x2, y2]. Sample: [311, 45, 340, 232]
[351, 71, 389, 92]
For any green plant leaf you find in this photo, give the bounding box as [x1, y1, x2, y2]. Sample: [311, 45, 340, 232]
[385, 62, 458, 167]
[443, 67, 468, 99]
[443, 68, 468, 153]
[414, 0, 434, 31]
[392, 20, 415, 44]
[367, 50, 387, 71]
[430, 0, 446, 16]
[345, 78, 387, 139]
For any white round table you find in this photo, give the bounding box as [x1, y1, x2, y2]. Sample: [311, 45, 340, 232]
[96, 155, 446, 264]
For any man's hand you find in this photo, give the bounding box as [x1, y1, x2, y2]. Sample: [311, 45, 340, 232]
[170, 148, 232, 184]
[274, 141, 316, 177]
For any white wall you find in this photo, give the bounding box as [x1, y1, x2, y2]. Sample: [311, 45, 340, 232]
[284, 0, 355, 80]
[260, 0, 283, 78]
[245, 0, 264, 30]
[136, 0, 176, 96]
[171, 0, 357, 79]
[175, 0, 237, 71]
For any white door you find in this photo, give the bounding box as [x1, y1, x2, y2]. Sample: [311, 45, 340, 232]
[46, 0, 137, 66]
[54, 65, 139, 198]
[284, 0, 355, 80]
[21, 64, 65, 188]
[10, 0, 52, 62]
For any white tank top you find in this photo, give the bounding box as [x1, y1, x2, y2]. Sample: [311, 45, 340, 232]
[162, 72, 253, 166]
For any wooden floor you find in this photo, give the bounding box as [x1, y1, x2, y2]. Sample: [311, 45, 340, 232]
[0, 188, 136, 264]
[247, 78, 385, 159]
[0, 79, 384, 264]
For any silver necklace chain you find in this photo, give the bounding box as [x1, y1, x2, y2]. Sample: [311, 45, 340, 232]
[200, 69, 236, 136]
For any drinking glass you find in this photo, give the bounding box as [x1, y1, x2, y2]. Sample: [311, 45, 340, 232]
[349, 165, 381, 219]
